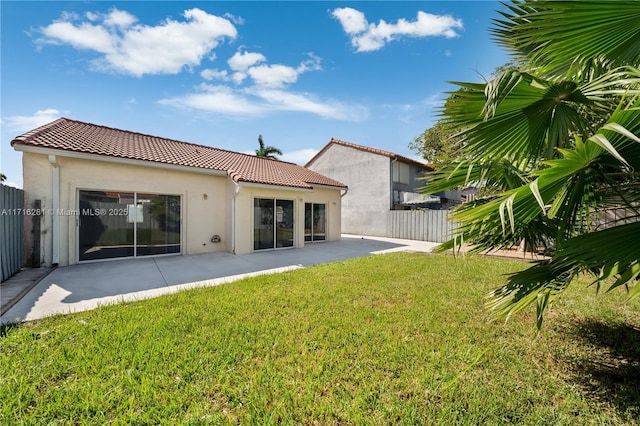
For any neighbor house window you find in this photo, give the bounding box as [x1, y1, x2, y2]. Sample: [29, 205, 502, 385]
[392, 162, 410, 184]
[78, 190, 181, 261]
[254, 198, 294, 250]
[305, 203, 326, 242]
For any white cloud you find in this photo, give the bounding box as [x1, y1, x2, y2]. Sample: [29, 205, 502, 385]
[3, 109, 62, 132]
[231, 71, 247, 85]
[38, 8, 237, 76]
[250, 88, 366, 120]
[280, 148, 319, 165]
[247, 64, 300, 88]
[246, 53, 322, 88]
[103, 8, 137, 28]
[41, 21, 115, 53]
[422, 93, 444, 107]
[159, 84, 264, 115]
[445, 49, 452, 57]
[200, 68, 229, 81]
[85, 12, 99, 21]
[223, 13, 244, 25]
[60, 11, 80, 21]
[297, 53, 322, 73]
[227, 51, 266, 71]
[332, 7, 463, 52]
[331, 8, 367, 34]
[162, 47, 360, 121]
[160, 84, 368, 121]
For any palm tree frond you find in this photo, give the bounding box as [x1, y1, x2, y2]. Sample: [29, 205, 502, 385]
[445, 73, 595, 165]
[255, 134, 283, 159]
[492, 1, 640, 75]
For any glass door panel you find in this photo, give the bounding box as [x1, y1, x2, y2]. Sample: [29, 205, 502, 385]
[254, 198, 275, 250]
[312, 204, 326, 241]
[276, 199, 294, 248]
[304, 203, 326, 242]
[304, 203, 313, 242]
[136, 194, 181, 256]
[79, 191, 134, 261]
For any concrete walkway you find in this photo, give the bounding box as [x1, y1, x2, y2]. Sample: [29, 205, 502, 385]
[1, 235, 439, 324]
[1, 267, 55, 315]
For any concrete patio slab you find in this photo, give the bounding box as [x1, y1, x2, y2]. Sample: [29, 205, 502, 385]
[0, 267, 55, 315]
[1, 235, 439, 324]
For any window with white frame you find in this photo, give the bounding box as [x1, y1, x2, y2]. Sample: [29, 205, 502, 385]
[392, 162, 410, 184]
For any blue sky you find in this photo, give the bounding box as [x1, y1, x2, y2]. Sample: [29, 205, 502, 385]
[1, 1, 509, 188]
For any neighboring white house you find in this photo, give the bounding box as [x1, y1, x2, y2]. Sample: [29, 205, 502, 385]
[306, 138, 438, 237]
[11, 118, 347, 267]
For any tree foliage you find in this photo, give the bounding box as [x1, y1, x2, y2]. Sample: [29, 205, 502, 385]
[409, 121, 462, 165]
[255, 134, 283, 160]
[409, 93, 466, 166]
[422, 0, 640, 327]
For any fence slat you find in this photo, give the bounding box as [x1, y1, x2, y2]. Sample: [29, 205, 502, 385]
[1, 185, 25, 281]
[387, 210, 456, 243]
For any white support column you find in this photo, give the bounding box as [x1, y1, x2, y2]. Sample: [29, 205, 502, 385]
[48, 154, 60, 265]
[231, 181, 240, 254]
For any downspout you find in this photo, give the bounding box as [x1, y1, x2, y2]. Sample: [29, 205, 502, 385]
[48, 154, 60, 265]
[231, 180, 241, 254]
[340, 187, 348, 239]
[390, 158, 397, 210]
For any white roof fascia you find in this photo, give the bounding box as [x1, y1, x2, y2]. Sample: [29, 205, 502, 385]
[236, 181, 314, 193]
[310, 183, 348, 191]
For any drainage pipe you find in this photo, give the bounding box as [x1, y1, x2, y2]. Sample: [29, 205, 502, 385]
[231, 180, 241, 254]
[48, 154, 60, 265]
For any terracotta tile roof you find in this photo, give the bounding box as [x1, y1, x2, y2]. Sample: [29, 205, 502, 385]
[305, 137, 433, 171]
[11, 118, 347, 190]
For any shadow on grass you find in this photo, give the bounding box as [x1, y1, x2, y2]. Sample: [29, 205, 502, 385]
[0, 322, 22, 338]
[566, 319, 640, 414]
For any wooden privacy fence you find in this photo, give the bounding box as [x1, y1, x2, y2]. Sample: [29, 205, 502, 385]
[1, 184, 25, 281]
[388, 210, 457, 243]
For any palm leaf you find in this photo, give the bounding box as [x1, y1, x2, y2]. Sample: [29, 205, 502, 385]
[427, 0, 640, 328]
[492, 1, 640, 75]
[445, 72, 598, 166]
[440, 99, 640, 253]
[490, 220, 640, 328]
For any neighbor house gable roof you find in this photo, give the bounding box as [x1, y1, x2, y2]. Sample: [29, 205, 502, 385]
[11, 118, 347, 190]
[305, 138, 434, 171]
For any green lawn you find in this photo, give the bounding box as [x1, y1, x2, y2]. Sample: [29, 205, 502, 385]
[1, 253, 639, 424]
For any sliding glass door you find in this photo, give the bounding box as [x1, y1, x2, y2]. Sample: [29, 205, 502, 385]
[305, 203, 326, 242]
[78, 190, 180, 261]
[254, 198, 294, 250]
[254, 198, 274, 250]
[78, 191, 134, 260]
[135, 194, 181, 256]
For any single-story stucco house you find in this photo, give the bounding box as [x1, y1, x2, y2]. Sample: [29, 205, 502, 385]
[11, 118, 347, 267]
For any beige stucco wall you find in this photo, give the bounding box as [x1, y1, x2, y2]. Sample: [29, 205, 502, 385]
[23, 152, 228, 266]
[233, 184, 343, 255]
[22, 152, 54, 266]
[22, 151, 343, 265]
